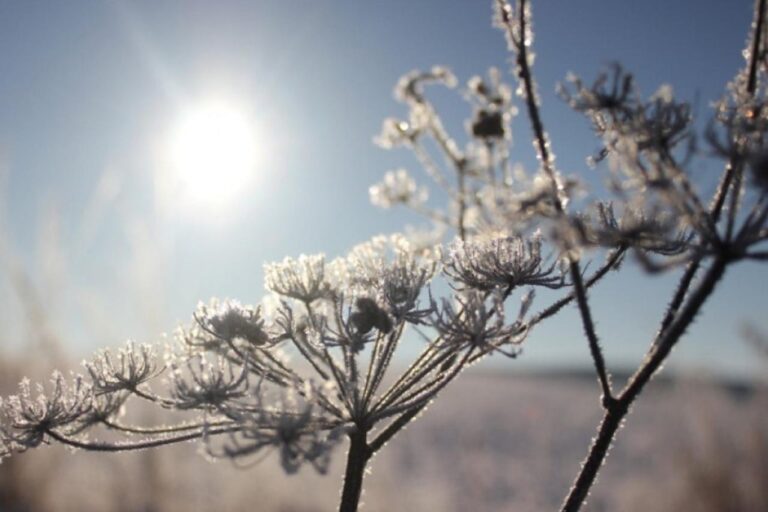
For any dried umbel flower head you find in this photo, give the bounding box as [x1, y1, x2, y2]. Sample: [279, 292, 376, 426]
[2, 373, 93, 451]
[369, 169, 428, 209]
[559, 64, 636, 117]
[183, 299, 279, 353]
[431, 290, 527, 357]
[85, 340, 162, 394]
[466, 68, 515, 141]
[395, 66, 458, 105]
[374, 117, 420, 149]
[444, 232, 563, 292]
[192, 299, 273, 349]
[83, 391, 128, 425]
[585, 202, 691, 256]
[170, 355, 250, 410]
[338, 234, 438, 296]
[209, 396, 343, 474]
[265, 254, 331, 304]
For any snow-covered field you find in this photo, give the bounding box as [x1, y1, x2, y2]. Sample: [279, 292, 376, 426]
[3, 371, 765, 511]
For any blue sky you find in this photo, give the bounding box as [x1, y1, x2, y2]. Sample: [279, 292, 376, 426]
[0, 0, 764, 378]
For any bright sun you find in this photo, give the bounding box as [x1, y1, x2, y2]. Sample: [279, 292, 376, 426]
[166, 100, 258, 215]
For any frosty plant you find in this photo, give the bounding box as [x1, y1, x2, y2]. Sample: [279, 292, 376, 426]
[2, 1, 768, 511]
[371, 0, 768, 510]
[0, 234, 577, 512]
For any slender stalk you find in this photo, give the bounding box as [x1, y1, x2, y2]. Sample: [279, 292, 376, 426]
[528, 247, 625, 327]
[502, 0, 616, 405]
[369, 407, 421, 455]
[560, 256, 729, 512]
[560, 406, 625, 512]
[45, 424, 238, 452]
[570, 261, 613, 402]
[506, 0, 558, 191]
[747, 0, 767, 95]
[338, 428, 370, 512]
[457, 165, 468, 241]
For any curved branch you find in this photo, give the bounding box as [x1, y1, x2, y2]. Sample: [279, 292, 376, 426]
[44, 424, 241, 453]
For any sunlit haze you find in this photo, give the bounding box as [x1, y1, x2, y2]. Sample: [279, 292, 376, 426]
[165, 99, 259, 218]
[0, 0, 764, 379]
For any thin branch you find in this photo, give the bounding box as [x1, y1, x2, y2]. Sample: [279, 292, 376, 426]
[745, 250, 768, 259]
[45, 424, 239, 453]
[102, 419, 232, 436]
[621, 257, 729, 403]
[528, 247, 625, 327]
[368, 406, 421, 455]
[561, 255, 729, 512]
[747, 0, 767, 95]
[569, 261, 613, 402]
[457, 163, 468, 241]
[653, 258, 701, 342]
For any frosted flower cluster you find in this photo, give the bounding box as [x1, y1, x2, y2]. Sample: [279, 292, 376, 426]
[466, 67, 515, 141]
[85, 341, 161, 394]
[444, 232, 564, 292]
[0, 232, 551, 476]
[265, 254, 330, 304]
[1, 373, 94, 452]
[394, 66, 458, 104]
[369, 169, 428, 209]
[432, 290, 528, 357]
[583, 202, 691, 257]
[170, 356, 250, 411]
[211, 395, 344, 475]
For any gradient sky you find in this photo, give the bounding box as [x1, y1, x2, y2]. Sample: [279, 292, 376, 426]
[0, 0, 764, 378]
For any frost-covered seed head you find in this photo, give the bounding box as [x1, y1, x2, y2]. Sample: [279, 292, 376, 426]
[170, 356, 249, 410]
[431, 291, 526, 355]
[444, 232, 563, 292]
[208, 396, 343, 475]
[369, 169, 428, 209]
[85, 341, 161, 394]
[265, 254, 330, 303]
[2, 372, 93, 450]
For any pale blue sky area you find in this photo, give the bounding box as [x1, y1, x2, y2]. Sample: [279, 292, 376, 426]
[0, 1, 764, 378]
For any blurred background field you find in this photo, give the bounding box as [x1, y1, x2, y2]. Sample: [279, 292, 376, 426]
[1, 365, 766, 512]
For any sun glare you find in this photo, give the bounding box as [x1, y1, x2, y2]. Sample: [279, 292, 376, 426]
[166, 100, 258, 217]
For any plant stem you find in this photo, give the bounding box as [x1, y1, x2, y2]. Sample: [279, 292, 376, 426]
[570, 260, 613, 403]
[338, 428, 370, 512]
[560, 256, 729, 512]
[560, 405, 625, 512]
[457, 163, 468, 241]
